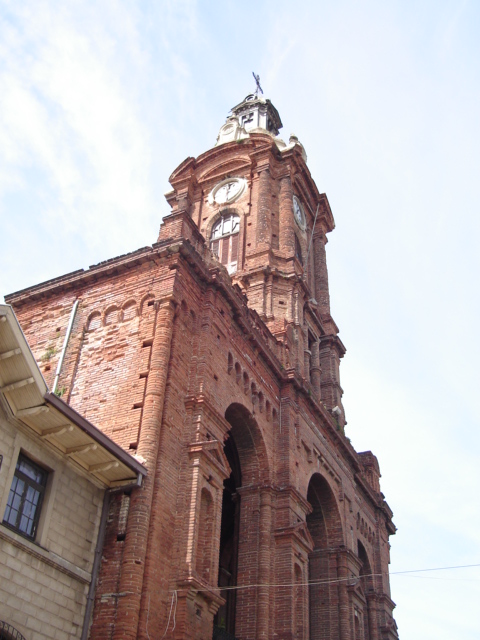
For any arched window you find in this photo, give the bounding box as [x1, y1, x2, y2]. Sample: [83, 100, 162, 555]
[295, 234, 303, 265]
[210, 213, 240, 274]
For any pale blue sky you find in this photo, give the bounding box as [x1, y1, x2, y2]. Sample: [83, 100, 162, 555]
[1, 2, 479, 637]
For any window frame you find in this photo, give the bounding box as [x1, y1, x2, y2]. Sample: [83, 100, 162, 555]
[210, 213, 240, 274]
[295, 234, 303, 265]
[2, 453, 48, 541]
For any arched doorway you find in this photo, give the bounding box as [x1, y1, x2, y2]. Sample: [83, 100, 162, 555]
[306, 474, 343, 640]
[214, 434, 241, 637]
[213, 403, 269, 640]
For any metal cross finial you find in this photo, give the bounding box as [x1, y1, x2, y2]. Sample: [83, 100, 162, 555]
[252, 72, 263, 96]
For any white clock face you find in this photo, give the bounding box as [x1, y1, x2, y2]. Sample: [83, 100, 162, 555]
[208, 178, 246, 205]
[215, 181, 241, 204]
[293, 196, 306, 230]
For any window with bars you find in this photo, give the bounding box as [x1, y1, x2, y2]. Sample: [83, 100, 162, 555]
[210, 214, 240, 274]
[3, 454, 48, 540]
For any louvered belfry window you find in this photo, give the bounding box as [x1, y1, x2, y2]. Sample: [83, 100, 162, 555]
[210, 214, 240, 274]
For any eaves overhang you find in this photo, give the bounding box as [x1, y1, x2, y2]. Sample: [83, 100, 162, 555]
[0, 304, 146, 488]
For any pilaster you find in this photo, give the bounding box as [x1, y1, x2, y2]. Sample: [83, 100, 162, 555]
[313, 231, 331, 316]
[254, 166, 273, 251]
[112, 298, 177, 640]
[279, 173, 296, 263]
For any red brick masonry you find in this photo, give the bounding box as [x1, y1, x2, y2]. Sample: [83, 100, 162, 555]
[6, 124, 398, 640]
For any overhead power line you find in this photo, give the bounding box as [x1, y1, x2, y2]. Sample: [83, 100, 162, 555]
[157, 563, 480, 596]
[390, 563, 480, 575]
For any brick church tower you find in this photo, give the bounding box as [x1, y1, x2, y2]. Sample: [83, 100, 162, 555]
[6, 92, 398, 639]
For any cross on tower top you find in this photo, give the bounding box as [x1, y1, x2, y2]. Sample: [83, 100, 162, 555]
[252, 72, 263, 96]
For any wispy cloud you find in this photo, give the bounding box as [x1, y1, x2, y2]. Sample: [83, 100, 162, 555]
[0, 1, 155, 251]
[1, 2, 479, 638]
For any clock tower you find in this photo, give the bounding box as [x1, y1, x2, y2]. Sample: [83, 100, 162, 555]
[160, 92, 346, 427]
[7, 90, 398, 640]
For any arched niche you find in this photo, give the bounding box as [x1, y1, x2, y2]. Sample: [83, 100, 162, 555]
[86, 310, 101, 331]
[104, 305, 119, 326]
[139, 293, 155, 315]
[224, 402, 269, 485]
[121, 299, 138, 321]
[358, 540, 373, 589]
[306, 473, 343, 549]
[306, 473, 344, 640]
[196, 487, 214, 582]
[356, 540, 375, 640]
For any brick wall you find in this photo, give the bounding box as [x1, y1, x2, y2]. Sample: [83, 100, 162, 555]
[5, 128, 398, 639]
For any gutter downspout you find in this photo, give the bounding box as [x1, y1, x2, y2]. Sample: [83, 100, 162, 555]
[52, 299, 79, 394]
[80, 475, 143, 640]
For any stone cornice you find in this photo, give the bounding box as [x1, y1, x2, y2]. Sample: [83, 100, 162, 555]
[5, 246, 156, 305]
[188, 439, 231, 485]
[175, 576, 225, 608]
[184, 393, 232, 437]
[5, 236, 282, 388]
[319, 333, 347, 357]
[172, 238, 287, 381]
[281, 146, 335, 232]
[353, 471, 397, 534]
[281, 375, 363, 478]
[170, 134, 276, 184]
[273, 521, 314, 554]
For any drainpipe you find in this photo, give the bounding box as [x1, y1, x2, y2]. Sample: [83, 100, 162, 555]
[81, 476, 143, 640]
[52, 299, 79, 394]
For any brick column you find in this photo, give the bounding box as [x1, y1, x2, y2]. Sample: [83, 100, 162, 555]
[279, 174, 295, 259]
[235, 486, 261, 640]
[337, 550, 351, 640]
[265, 273, 273, 319]
[319, 336, 345, 428]
[367, 593, 379, 640]
[313, 232, 330, 315]
[310, 340, 321, 399]
[112, 298, 177, 640]
[304, 348, 311, 383]
[255, 167, 272, 249]
[256, 487, 272, 639]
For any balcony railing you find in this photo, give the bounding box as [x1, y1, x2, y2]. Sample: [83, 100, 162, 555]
[0, 622, 27, 640]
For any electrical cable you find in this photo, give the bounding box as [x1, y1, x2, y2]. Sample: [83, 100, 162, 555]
[155, 562, 480, 597]
[390, 563, 480, 575]
[146, 595, 151, 640]
[161, 590, 177, 638]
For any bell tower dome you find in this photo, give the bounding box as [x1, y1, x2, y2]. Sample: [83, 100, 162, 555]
[160, 93, 346, 426]
[231, 93, 283, 135]
[215, 93, 283, 145]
